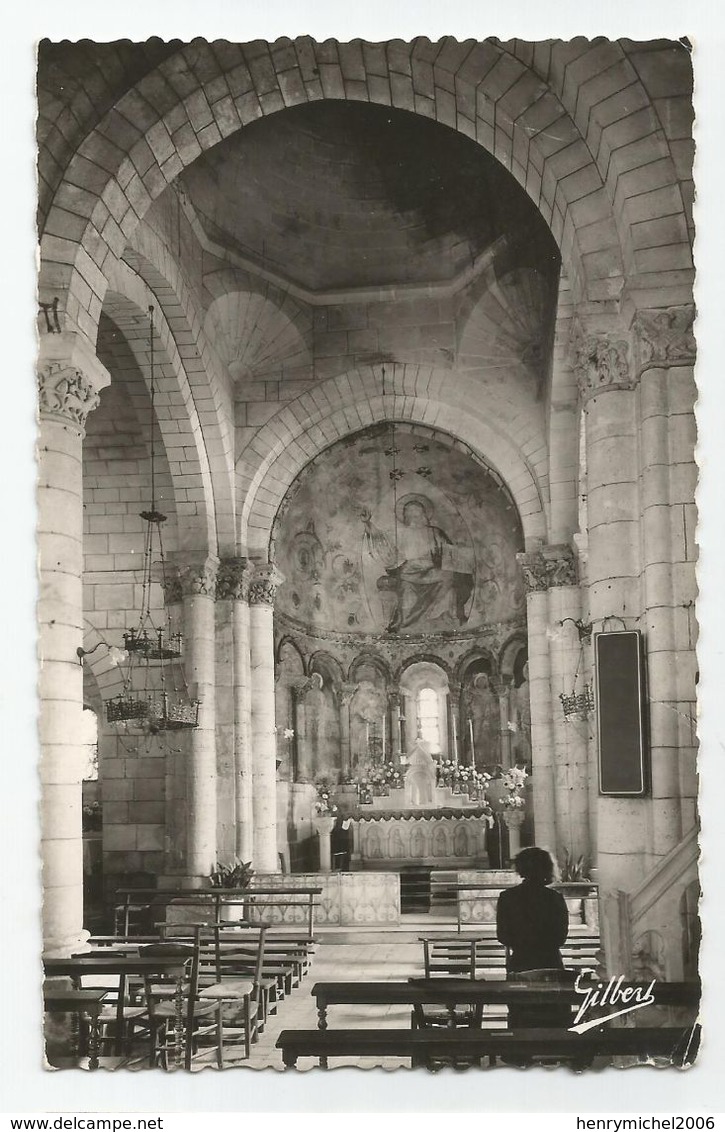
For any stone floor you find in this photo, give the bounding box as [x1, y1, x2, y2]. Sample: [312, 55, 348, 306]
[48, 916, 600, 1072]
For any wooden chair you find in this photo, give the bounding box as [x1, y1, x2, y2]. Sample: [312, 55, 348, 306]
[414, 938, 484, 1056]
[138, 938, 224, 1070]
[196, 926, 268, 1059]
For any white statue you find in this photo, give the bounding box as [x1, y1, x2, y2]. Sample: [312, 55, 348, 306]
[404, 738, 437, 807]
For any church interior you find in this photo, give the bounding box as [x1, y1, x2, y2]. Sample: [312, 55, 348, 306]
[37, 35, 700, 1070]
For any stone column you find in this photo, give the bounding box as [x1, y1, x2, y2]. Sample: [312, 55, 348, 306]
[177, 556, 219, 884]
[248, 564, 284, 873]
[543, 545, 591, 863]
[38, 332, 110, 955]
[446, 681, 461, 765]
[216, 558, 254, 863]
[491, 677, 513, 770]
[517, 552, 557, 855]
[634, 307, 698, 852]
[291, 674, 322, 784]
[338, 683, 357, 777]
[574, 322, 646, 898]
[389, 691, 404, 761]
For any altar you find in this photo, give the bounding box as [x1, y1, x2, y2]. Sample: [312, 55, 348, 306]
[351, 739, 491, 868]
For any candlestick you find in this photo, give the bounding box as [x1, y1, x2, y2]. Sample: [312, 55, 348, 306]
[452, 714, 458, 763]
[468, 718, 475, 767]
[382, 717, 386, 758]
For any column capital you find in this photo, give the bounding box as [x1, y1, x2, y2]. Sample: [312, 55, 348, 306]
[291, 672, 324, 699]
[491, 676, 513, 696]
[160, 568, 183, 606]
[248, 563, 285, 606]
[570, 319, 634, 402]
[517, 543, 578, 593]
[216, 557, 253, 602]
[632, 305, 696, 376]
[171, 556, 219, 598]
[37, 332, 111, 436]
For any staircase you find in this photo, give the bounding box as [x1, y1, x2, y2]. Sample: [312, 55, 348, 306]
[602, 826, 700, 982]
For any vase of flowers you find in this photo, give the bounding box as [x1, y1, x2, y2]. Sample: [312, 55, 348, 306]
[312, 784, 339, 872]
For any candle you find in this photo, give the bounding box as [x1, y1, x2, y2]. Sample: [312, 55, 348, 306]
[382, 717, 386, 757]
[452, 714, 458, 763]
[468, 718, 475, 767]
[366, 721, 370, 749]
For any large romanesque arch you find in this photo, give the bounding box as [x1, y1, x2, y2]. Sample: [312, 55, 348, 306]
[38, 35, 696, 356]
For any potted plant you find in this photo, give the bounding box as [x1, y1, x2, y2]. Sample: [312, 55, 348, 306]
[557, 850, 595, 926]
[206, 858, 255, 921]
[209, 858, 255, 889]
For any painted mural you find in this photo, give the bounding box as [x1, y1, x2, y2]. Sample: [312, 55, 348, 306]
[273, 425, 525, 636]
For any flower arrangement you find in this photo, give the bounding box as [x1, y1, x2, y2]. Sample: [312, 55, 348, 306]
[313, 781, 339, 817]
[209, 858, 255, 889]
[500, 766, 528, 809]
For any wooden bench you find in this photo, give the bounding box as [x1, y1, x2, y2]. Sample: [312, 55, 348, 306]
[310, 977, 700, 1049]
[276, 1024, 700, 1069]
[418, 935, 602, 979]
[311, 979, 700, 1032]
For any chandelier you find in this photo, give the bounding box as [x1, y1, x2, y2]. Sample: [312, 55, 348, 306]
[105, 305, 199, 734]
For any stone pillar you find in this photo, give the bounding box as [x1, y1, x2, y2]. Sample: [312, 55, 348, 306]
[338, 683, 357, 777]
[446, 681, 461, 766]
[390, 691, 404, 761]
[517, 553, 557, 855]
[216, 558, 254, 864]
[634, 307, 698, 852]
[544, 546, 591, 863]
[490, 677, 512, 769]
[574, 322, 646, 897]
[248, 564, 284, 873]
[38, 332, 110, 955]
[177, 557, 219, 884]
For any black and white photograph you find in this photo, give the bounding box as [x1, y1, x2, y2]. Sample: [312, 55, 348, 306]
[6, 1, 725, 1117]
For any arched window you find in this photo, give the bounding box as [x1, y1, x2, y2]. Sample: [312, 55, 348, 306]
[416, 686, 442, 753]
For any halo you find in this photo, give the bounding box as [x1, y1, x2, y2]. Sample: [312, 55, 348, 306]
[396, 493, 433, 523]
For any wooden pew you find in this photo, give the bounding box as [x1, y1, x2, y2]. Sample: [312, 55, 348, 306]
[310, 979, 700, 1031]
[276, 1024, 700, 1069]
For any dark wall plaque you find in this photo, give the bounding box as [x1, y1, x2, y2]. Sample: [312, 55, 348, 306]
[595, 630, 648, 796]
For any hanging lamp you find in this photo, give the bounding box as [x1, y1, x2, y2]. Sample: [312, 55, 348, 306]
[106, 305, 199, 734]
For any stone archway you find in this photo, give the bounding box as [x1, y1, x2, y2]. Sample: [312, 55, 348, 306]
[40, 36, 673, 353]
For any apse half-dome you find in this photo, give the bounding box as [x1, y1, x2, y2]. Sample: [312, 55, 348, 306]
[271, 423, 525, 638]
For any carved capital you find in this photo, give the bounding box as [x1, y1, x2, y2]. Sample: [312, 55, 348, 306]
[339, 681, 359, 708]
[293, 672, 324, 700]
[542, 543, 578, 588]
[177, 558, 218, 598]
[38, 364, 101, 434]
[517, 544, 578, 593]
[571, 321, 633, 401]
[516, 550, 549, 594]
[37, 331, 110, 436]
[248, 563, 285, 606]
[216, 557, 252, 602]
[160, 568, 183, 606]
[633, 305, 696, 375]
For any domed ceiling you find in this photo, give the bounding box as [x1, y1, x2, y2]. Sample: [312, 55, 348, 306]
[180, 101, 556, 292]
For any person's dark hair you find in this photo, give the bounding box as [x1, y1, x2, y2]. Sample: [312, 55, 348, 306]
[514, 846, 555, 884]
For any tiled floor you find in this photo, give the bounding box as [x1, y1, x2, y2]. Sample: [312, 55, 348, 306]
[246, 928, 428, 1071]
[51, 916, 599, 1072]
